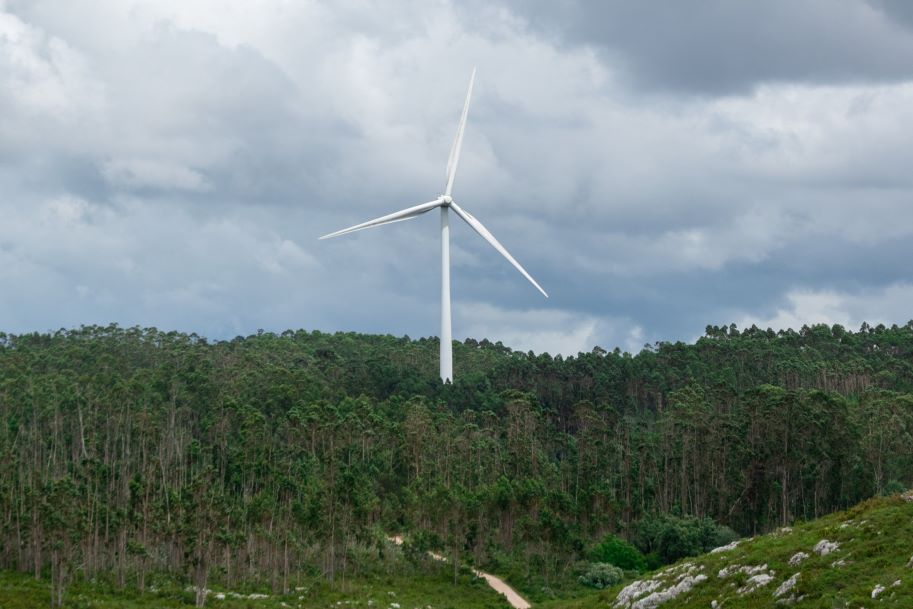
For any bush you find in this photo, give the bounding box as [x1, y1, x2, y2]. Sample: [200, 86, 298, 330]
[882, 480, 907, 496]
[589, 534, 646, 572]
[635, 514, 739, 565]
[710, 523, 740, 549]
[578, 562, 624, 589]
[401, 530, 438, 564]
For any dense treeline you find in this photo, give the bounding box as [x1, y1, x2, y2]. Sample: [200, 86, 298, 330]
[1, 322, 912, 604]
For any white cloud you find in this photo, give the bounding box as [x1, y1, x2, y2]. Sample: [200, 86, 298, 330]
[0, 8, 103, 119]
[736, 283, 913, 332]
[455, 302, 643, 355]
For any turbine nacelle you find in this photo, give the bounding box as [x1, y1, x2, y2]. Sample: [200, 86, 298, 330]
[440, 195, 453, 206]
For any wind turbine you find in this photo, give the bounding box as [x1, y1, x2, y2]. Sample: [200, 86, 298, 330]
[319, 69, 548, 382]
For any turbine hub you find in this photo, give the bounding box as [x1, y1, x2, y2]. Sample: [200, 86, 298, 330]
[441, 195, 453, 205]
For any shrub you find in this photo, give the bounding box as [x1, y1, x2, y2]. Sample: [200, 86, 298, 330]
[709, 523, 740, 549]
[589, 534, 647, 572]
[401, 530, 437, 564]
[635, 514, 739, 565]
[882, 480, 907, 496]
[578, 562, 624, 589]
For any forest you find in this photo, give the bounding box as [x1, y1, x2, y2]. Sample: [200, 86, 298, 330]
[1, 321, 912, 605]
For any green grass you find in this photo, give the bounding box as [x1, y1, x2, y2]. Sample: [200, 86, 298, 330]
[539, 494, 913, 609]
[0, 570, 512, 609]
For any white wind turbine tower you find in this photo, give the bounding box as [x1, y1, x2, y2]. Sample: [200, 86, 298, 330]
[320, 69, 548, 382]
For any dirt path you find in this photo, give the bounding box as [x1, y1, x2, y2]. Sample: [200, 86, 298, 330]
[389, 536, 531, 609]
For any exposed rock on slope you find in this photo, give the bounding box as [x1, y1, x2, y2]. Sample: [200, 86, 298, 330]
[600, 494, 913, 609]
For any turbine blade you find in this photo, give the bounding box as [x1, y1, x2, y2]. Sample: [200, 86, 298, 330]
[449, 201, 548, 298]
[319, 198, 443, 240]
[444, 68, 476, 196]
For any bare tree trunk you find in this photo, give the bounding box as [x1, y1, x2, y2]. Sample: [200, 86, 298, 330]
[283, 536, 289, 594]
[452, 543, 459, 585]
[224, 545, 232, 589]
[194, 553, 208, 608]
[117, 526, 127, 588]
[51, 548, 66, 608]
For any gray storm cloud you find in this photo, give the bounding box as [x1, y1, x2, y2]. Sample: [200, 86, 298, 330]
[1, 0, 912, 355]
[491, 0, 913, 95]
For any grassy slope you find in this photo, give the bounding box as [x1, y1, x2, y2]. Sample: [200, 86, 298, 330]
[3, 496, 912, 608]
[0, 571, 511, 609]
[540, 494, 913, 609]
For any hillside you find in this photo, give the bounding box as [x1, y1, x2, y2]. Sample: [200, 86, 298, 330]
[2, 493, 911, 608]
[1, 323, 912, 605]
[545, 492, 913, 609]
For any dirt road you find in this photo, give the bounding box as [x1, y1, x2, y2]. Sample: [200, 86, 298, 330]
[389, 536, 531, 609]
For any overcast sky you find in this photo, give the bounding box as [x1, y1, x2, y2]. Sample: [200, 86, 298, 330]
[2, 0, 913, 355]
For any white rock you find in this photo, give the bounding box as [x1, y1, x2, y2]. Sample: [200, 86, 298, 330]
[738, 573, 774, 595]
[614, 579, 663, 607]
[630, 575, 708, 609]
[711, 601, 718, 608]
[872, 584, 885, 599]
[774, 573, 800, 598]
[719, 564, 768, 579]
[892, 579, 901, 587]
[831, 558, 847, 568]
[214, 592, 225, 600]
[788, 552, 808, 566]
[710, 540, 741, 554]
[664, 562, 695, 575]
[813, 539, 839, 556]
[674, 564, 703, 582]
